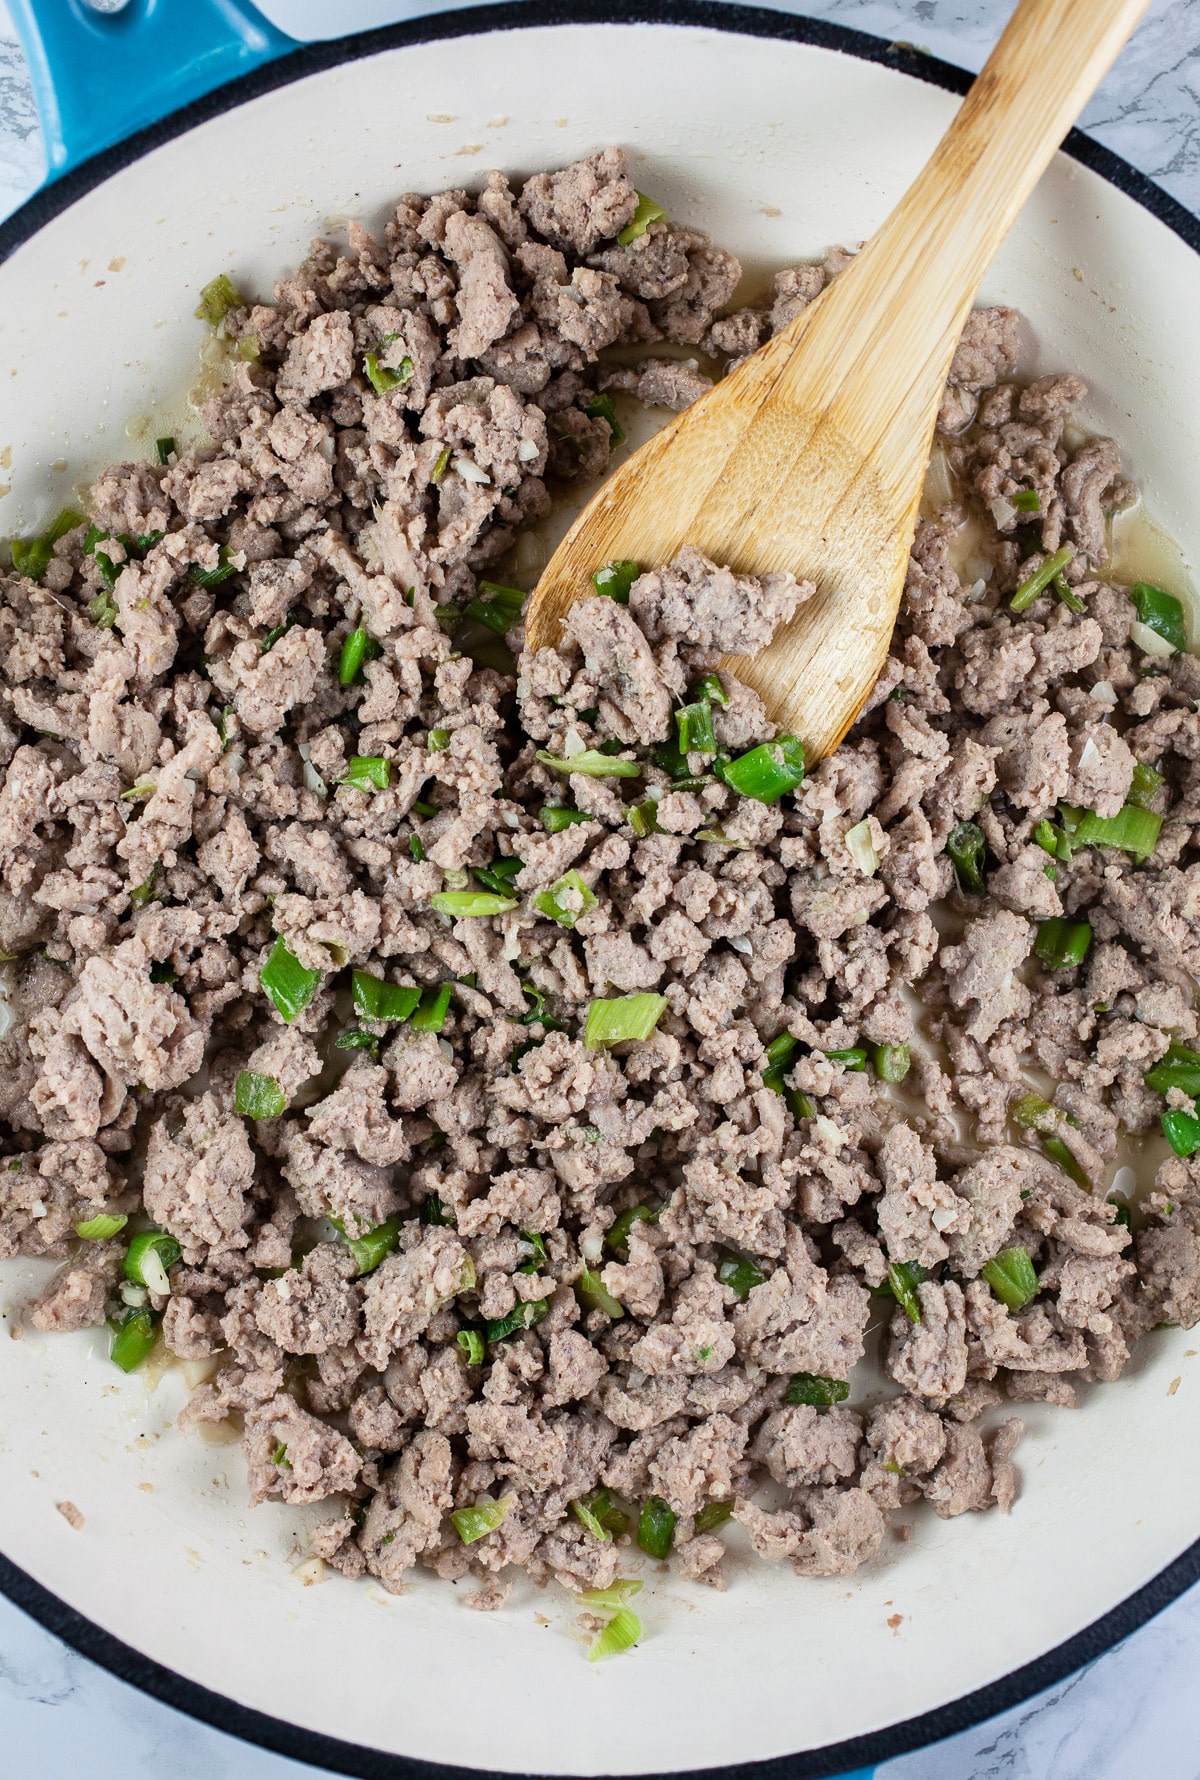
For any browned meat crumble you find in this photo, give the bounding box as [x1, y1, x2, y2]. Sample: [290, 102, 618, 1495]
[3, 149, 1198, 1609]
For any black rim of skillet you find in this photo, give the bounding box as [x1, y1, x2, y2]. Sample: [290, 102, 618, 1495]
[2, 3, 1200, 1773]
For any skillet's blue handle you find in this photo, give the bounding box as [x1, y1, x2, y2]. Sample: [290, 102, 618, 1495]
[7, 0, 296, 183]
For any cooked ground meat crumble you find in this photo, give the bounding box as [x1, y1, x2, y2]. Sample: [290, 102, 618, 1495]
[3, 148, 1199, 1619]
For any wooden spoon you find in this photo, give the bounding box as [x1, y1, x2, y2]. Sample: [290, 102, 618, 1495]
[525, 0, 1151, 761]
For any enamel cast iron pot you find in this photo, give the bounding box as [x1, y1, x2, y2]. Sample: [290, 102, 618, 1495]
[1, 3, 1199, 1777]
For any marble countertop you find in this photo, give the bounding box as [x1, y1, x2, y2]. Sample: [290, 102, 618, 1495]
[2, 1, 1200, 1775]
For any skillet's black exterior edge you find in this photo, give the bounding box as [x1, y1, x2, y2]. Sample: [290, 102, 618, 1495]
[1, 5, 1198, 1775]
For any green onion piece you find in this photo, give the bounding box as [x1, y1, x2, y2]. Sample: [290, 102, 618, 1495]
[451, 1498, 511, 1545]
[408, 834, 425, 862]
[885, 1261, 925, 1322]
[691, 672, 729, 710]
[717, 1250, 766, 1301]
[271, 1442, 290, 1468]
[1012, 489, 1041, 513]
[577, 1579, 643, 1609]
[195, 273, 244, 324]
[636, 1496, 676, 1560]
[947, 820, 987, 895]
[124, 1230, 181, 1291]
[485, 1298, 549, 1344]
[44, 506, 83, 543]
[1010, 545, 1073, 611]
[1145, 1043, 1200, 1098]
[618, 190, 666, 245]
[871, 1042, 911, 1084]
[155, 436, 176, 465]
[536, 748, 640, 779]
[88, 589, 119, 628]
[335, 1029, 379, 1055]
[584, 992, 668, 1049]
[1109, 1198, 1132, 1229]
[784, 1374, 851, 1406]
[457, 1328, 485, 1365]
[540, 805, 591, 832]
[109, 1307, 158, 1373]
[1011, 1092, 1055, 1131]
[1132, 582, 1187, 654]
[1067, 801, 1162, 859]
[261, 622, 289, 654]
[694, 1499, 734, 1534]
[534, 869, 598, 929]
[234, 1070, 286, 1120]
[765, 1031, 798, 1067]
[606, 1204, 657, 1259]
[128, 865, 160, 910]
[260, 936, 321, 1023]
[188, 545, 236, 587]
[411, 983, 453, 1033]
[1162, 1108, 1200, 1159]
[352, 971, 421, 1024]
[338, 628, 381, 686]
[465, 582, 525, 636]
[343, 1216, 402, 1276]
[577, 1260, 624, 1319]
[571, 1487, 616, 1543]
[1035, 917, 1093, 970]
[825, 1046, 868, 1071]
[149, 962, 176, 985]
[430, 891, 518, 917]
[675, 697, 717, 756]
[431, 443, 453, 484]
[1128, 760, 1166, 809]
[592, 558, 641, 603]
[8, 535, 51, 581]
[364, 351, 413, 395]
[76, 1213, 128, 1241]
[1032, 818, 1062, 856]
[717, 735, 805, 804]
[587, 1605, 642, 1662]
[421, 1194, 455, 1226]
[585, 392, 625, 447]
[337, 755, 391, 794]
[412, 800, 438, 819]
[627, 798, 663, 838]
[1039, 1134, 1090, 1186]
[1054, 575, 1087, 615]
[427, 728, 451, 754]
[518, 1231, 548, 1274]
[472, 856, 523, 897]
[980, 1245, 1039, 1312]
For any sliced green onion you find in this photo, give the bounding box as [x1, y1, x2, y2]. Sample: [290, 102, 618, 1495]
[1035, 918, 1092, 970]
[335, 1029, 379, 1055]
[1145, 1043, 1200, 1098]
[1012, 489, 1041, 513]
[694, 1499, 734, 1534]
[124, 1230, 181, 1295]
[518, 1231, 548, 1274]
[606, 1204, 658, 1259]
[592, 559, 640, 603]
[155, 436, 176, 465]
[1131, 582, 1187, 654]
[717, 1250, 766, 1301]
[352, 972, 421, 1024]
[451, 1498, 511, 1545]
[408, 834, 426, 862]
[587, 1605, 642, 1662]
[618, 191, 666, 245]
[128, 865, 160, 910]
[1128, 760, 1166, 809]
[1032, 818, 1063, 856]
[637, 1496, 676, 1559]
[536, 748, 640, 779]
[195, 273, 244, 325]
[534, 869, 597, 929]
[271, 1442, 290, 1468]
[364, 351, 413, 395]
[628, 799, 663, 838]
[188, 545, 236, 587]
[261, 622, 289, 654]
[675, 697, 717, 756]
[149, 962, 176, 985]
[871, 1042, 911, 1084]
[88, 589, 119, 628]
[947, 820, 987, 895]
[260, 936, 321, 1023]
[540, 805, 591, 832]
[692, 672, 729, 709]
[343, 1216, 402, 1276]
[784, 1374, 850, 1406]
[826, 1046, 868, 1072]
[421, 1194, 455, 1226]
[577, 1579, 643, 1609]
[571, 1487, 620, 1543]
[1064, 801, 1162, 860]
[485, 1298, 549, 1344]
[457, 1328, 485, 1365]
[235, 1070, 286, 1120]
[1054, 575, 1087, 615]
[1039, 1134, 1090, 1186]
[76, 1213, 128, 1241]
[411, 983, 453, 1033]
[109, 1306, 158, 1372]
[1010, 546, 1073, 612]
[430, 891, 517, 918]
[465, 582, 525, 636]
[717, 736, 805, 804]
[885, 1261, 925, 1322]
[584, 992, 667, 1049]
[427, 728, 451, 753]
[980, 1245, 1039, 1312]
[1162, 1109, 1200, 1159]
[585, 393, 625, 447]
[412, 799, 438, 818]
[338, 628, 381, 686]
[472, 856, 523, 898]
[337, 755, 391, 794]
[432, 443, 452, 483]
[577, 1260, 624, 1319]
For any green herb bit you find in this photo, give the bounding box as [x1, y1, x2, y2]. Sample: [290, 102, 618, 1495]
[518, 1231, 548, 1274]
[364, 351, 413, 395]
[124, 1230, 181, 1292]
[261, 622, 289, 654]
[784, 1374, 850, 1407]
[1163, 1108, 1200, 1159]
[675, 697, 717, 757]
[128, 865, 160, 910]
[1109, 1198, 1132, 1230]
[717, 1250, 766, 1301]
[871, 1042, 911, 1084]
[947, 820, 988, 895]
[338, 628, 382, 686]
[825, 1046, 868, 1072]
[149, 962, 176, 985]
[980, 1245, 1039, 1312]
[534, 869, 597, 929]
[109, 1306, 158, 1373]
[188, 545, 236, 587]
[472, 855, 523, 898]
[351, 971, 421, 1024]
[1035, 917, 1093, 970]
[235, 1070, 287, 1120]
[342, 1216, 402, 1276]
[457, 1328, 486, 1366]
[571, 1486, 624, 1543]
[337, 755, 391, 794]
[1054, 575, 1087, 615]
[585, 392, 625, 447]
[1032, 817, 1063, 856]
[1012, 489, 1041, 513]
[1039, 1134, 1090, 1186]
[76, 1213, 128, 1241]
[1145, 1043, 1200, 1099]
[536, 747, 640, 779]
[424, 728, 451, 756]
[606, 1203, 658, 1260]
[884, 1261, 925, 1322]
[694, 1499, 734, 1534]
[618, 190, 666, 245]
[1128, 759, 1166, 810]
[637, 1495, 676, 1560]
[155, 436, 176, 465]
[592, 558, 641, 603]
[409, 833, 425, 862]
[260, 936, 321, 1024]
[577, 1260, 624, 1319]
[88, 590, 119, 628]
[451, 1497, 511, 1545]
[1064, 800, 1162, 861]
[578, 1579, 643, 1611]
[412, 799, 438, 819]
[1011, 1092, 1056, 1131]
[46, 506, 84, 542]
[1132, 581, 1187, 654]
[465, 582, 525, 636]
[335, 1029, 379, 1055]
[271, 1442, 290, 1468]
[1010, 545, 1073, 611]
[627, 798, 663, 839]
[411, 982, 453, 1033]
[421, 1194, 455, 1226]
[430, 890, 518, 918]
[485, 1298, 549, 1344]
[717, 735, 805, 804]
[584, 992, 668, 1050]
[691, 672, 729, 710]
[195, 273, 245, 325]
[540, 805, 592, 832]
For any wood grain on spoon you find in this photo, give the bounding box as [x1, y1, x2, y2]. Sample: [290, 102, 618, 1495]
[525, 0, 1151, 761]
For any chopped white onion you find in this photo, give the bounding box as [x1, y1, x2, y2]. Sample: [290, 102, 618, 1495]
[1110, 1164, 1137, 1200]
[581, 1231, 604, 1263]
[1078, 735, 1103, 772]
[141, 1245, 171, 1298]
[223, 752, 244, 778]
[923, 448, 954, 510]
[0, 964, 17, 1042]
[1090, 681, 1118, 706]
[964, 577, 988, 604]
[563, 729, 586, 759]
[727, 934, 753, 956]
[931, 1206, 959, 1232]
[1130, 620, 1175, 659]
[813, 1115, 845, 1150]
[30, 1198, 46, 1219]
[453, 455, 490, 486]
[844, 819, 879, 877]
[517, 438, 539, 462]
[297, 742, 328, 798]
[989, 495, 1017, 530]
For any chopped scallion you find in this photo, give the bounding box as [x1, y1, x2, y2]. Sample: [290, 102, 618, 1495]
[980, 1245, 1039, 1312]
[606, 1204, 658, 1259]
[694, 1499, 734, 1533]
[1132, 582, 1187, 654]
[337, 754, 391, 794]
[716, 1250, 766, 1301]
[627, 798, 663, 838]
[577, 1260, 624, 1319]
[411, 983, 453, 1033]
[583, 992, 667, 1049]
[871, 1042, 911, 1084]
[717, 735, 805, 804]
[451, 1497, 511, 1545]
[457, 1328, 485, 1365]
[364, 351, 413, 395]
[188, 545, 236, 587]
[1012, 488, 1041, 513]
[534, 869, 597, 928]
[637, 1495, 676, 1559]
[1162, 1108, 1200, 1159]
[884, 1261, 925, 1322]
[592, 558, 640, 603]
[194, 273, 245, 325]
[260, 936, 321, 1023]
[430, 890, 518, 917]
[338, 628, 382, 686]
[472, 856, 523, 898]
[825, 1046, 867, 1072]
[536, 748, 640, 779]
[109, 1306, 157, 1372]
[1128, 760, 1166, 809]
[1010, 546, 1073, 611]
[76, 1213, 128, 1241]
[1034, 917, 1092, 970]
[128, 865, 160, 910]
[618, 190, 666, 245]
[540, 805, 591, 832]
[155, 436, 176, 465]
[585, 392, 625, 447]
[342, 1216, 402, 1276]
[124, 1230, 181, 1294]
[352, 972, 421, 1024]
[464, 581, 525, 635]
[485, 1298, 549, 1344]
[784, 1374, 850, 1406]
[1145, 1043, 1200, 1099]
[947, 820, 987, 895]
[675, 697, 717, 756]
[234, 1070, 286, 1120]
[1063, 800, 1161, 860]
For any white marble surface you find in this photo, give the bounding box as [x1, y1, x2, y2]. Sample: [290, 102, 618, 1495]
[2, 1, 1200, 1776]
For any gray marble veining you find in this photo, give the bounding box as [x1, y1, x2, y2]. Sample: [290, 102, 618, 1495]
[1, 2, 1199, 1777]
